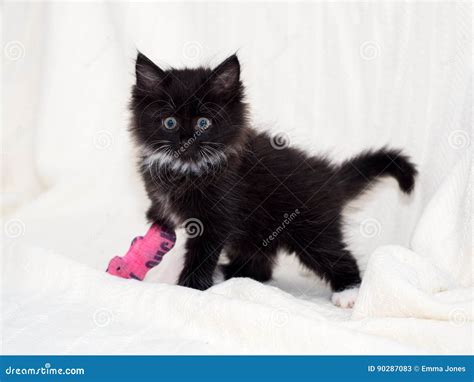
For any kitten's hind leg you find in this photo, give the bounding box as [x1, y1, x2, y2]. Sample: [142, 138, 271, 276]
[294, 242, 361, 308]
[221, 244, 276, 282]
[331, 286, 360, 309]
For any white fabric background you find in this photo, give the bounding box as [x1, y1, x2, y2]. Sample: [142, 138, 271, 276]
[2, 1, 472, 354]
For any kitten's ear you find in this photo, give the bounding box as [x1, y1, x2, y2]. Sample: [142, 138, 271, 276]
[210, 54, 240, 95]
[135, 52, 166, 91]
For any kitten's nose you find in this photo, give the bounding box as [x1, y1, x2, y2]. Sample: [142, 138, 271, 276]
[179, 131, 194, 143]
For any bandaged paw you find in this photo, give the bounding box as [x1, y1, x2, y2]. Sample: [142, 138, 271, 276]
[106, 224, 176, 281]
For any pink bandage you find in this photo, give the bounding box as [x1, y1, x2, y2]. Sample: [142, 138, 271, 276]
[106, 224, 176, 281]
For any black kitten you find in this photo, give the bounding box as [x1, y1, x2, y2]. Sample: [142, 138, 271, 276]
[130, 52, 417, 304]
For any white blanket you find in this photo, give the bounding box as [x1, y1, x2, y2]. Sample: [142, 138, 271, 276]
[2, 2, 472, 355]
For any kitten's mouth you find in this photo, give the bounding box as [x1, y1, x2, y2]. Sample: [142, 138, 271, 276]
[173, 148, 198, 161]
[174, 143, 222, 162]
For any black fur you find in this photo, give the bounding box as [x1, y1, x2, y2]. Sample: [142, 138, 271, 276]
[130, 52, 417, 292]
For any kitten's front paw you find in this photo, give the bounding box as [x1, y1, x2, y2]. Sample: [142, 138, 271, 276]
[331, 287, 359, 309]
[178, 272, 213, 290]
[220, 263, 236, 280]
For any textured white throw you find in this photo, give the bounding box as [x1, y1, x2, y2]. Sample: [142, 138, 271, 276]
[2, 2, 471, 354]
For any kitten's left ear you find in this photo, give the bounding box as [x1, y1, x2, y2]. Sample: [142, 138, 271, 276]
[135, 51, 166, 91]
[210, 54, 240, 95]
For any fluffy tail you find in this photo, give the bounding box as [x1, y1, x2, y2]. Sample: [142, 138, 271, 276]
[335, 148, 417, 201]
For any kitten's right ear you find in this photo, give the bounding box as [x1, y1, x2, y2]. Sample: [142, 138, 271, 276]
[135, 52, 166, 91]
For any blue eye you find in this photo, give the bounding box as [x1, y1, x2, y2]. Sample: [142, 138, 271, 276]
[196, 117, 211, 130]
[163, 117, 177, 130]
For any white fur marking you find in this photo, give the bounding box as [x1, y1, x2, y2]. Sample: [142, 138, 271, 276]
[153, 193, 182, 226]
[140, 144, 228, 176]
[331, 287, 359, 309]
[142, 151, 173, 167]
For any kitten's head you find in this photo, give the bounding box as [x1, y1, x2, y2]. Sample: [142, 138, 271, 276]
[130, 52, 248, 175]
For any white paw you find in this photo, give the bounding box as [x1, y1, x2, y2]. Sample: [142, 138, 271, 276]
[331, 287, 359, 309]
